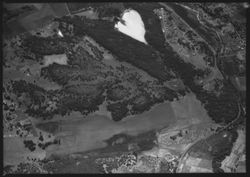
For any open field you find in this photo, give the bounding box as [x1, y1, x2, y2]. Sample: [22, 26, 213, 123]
[40, 93, 211, 157]
[4, 137, 46, 166]
[3, 99, 175, 165]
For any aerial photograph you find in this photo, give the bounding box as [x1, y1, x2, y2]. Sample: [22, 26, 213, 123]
[2, 2, 247, 174]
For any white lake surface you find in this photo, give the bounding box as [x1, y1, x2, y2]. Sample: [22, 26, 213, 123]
[114, 9, 148, 44]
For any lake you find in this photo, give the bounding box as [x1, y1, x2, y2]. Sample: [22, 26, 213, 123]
[114, 9, 148, 44]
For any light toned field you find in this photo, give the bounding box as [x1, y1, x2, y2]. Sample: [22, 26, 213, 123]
[45, 92, 212, 157]
[171, 93, 211, 124]
[45, 101, 176, 156]
[74, 9, 99, 19]
[4, 137, 46, 166]
[3, 89, 212, 164]
[43, 54, 68, 66]
[3, 59, 62, 91]
[18, 4, 54, 30]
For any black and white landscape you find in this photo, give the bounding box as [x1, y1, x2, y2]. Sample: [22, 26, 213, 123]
[3, 2, 246, 174]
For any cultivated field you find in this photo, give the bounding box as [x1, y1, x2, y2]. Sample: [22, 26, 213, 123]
[44, 92, 212, 157]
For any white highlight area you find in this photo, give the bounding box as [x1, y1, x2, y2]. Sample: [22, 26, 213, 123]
[115, 9, 148, 44]
[43, 54, 68, 66]
[58, 30, 64, 37]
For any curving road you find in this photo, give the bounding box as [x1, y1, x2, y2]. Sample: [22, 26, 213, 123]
[157, 3, 245, 173]
[158, 2, 224, 79]
[176, 101, 241, 172]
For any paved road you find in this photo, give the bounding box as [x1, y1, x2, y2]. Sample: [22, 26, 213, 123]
[177, 3, 224, 69]
[158, 2, 224, 77]
[176, 138, 204, 172]
[176, 101, 241, 172]
[157, 3, 244, 172]
[159, 3, 217, 54]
